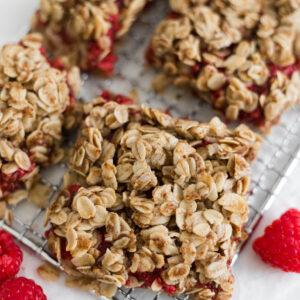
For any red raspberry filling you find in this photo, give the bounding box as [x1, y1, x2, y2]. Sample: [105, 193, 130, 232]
[66, 184, 81, 210]
[66, 94, 76, 111]
[206, 60, 300, 126]
[237, 107, 265, 127]
[67, 184, 80, 198]
[100, 90, 135, 105]
[48, 186, 113, 262]
[197, 282, 219, 300]
[168, 11, 181, 19]
[58, 30, 72, 45]
[127, 269, 177, 295]
[46, 186, 81, 261]
[86, 13, 120, 74]
[100, 90, 142, 118]
[164, 108, 171, 116]
[87, 42, 117, 74]
[145, 47, 156, 65]
[268, 60, 300, 78]
[212, 87, 266, 127]
[146, 40, 300, 126]
[60, 238, 72, 261]
[193, 140, 212, 149]
[46, 229, 72, 261]
[97, 231, 112, 255]
[247, 60, 300, 96]
[35, 7, 122, 74]
[0, 160, 35, 196]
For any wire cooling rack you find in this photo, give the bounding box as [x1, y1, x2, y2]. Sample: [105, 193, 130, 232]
[1, 1, 300, 300]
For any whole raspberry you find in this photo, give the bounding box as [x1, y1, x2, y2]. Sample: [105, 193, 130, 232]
[0, 277, 47, 300]
[0, 230, 23, 282]
[253, 208, 300, 272]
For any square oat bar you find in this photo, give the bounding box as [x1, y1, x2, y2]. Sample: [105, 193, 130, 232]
[0, 33, 81, 202]
[32, 0, 149, 75]
[46, 91, 262, 300]
[147, 0, 300, 133]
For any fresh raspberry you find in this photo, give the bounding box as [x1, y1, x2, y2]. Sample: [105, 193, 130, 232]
[253, 208, 300, 272]
[0, 277, 47, 300]
[0, 230, 23, 282]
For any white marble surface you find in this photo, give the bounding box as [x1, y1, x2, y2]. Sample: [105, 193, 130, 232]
[1, 1, 300, 299]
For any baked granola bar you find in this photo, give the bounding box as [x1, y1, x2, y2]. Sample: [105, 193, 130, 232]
[0, 33, 81, 201]
[46, 91, 262, 299]
[32, 0, 149, 75]
[146, 0, 300, 133]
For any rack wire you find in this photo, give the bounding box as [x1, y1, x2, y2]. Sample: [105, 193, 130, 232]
[1, 1, 300, 299]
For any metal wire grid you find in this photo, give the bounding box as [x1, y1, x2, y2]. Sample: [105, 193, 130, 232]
[1, 1, 300, 299]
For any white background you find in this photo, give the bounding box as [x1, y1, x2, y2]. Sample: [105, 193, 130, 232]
[1, 1, 300, 299]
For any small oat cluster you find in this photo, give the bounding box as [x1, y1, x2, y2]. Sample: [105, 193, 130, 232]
[0, 33, 81, 202]
[148, 0, 300, 132]
[32, 0, 148, 73]
[46, 93, 262, 299]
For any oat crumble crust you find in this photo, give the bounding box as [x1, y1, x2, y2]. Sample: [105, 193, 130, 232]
[31, 0, 149, 74]
[46, 92, 262, 299]
[0, 33, 81, 204]
[147, 0, 300, 133]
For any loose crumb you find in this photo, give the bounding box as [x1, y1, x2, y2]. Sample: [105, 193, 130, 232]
[37, 263, 60, 282]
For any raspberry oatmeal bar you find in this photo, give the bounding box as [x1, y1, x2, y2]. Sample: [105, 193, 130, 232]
[46, 91, 261, 299]
[0, 33, 81, 201]
[32, 0, 149, 75]
[147, 0, 300, 132]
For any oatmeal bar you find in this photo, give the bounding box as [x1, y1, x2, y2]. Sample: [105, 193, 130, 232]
[46, 91, 261, 299]
[147, 0, 300, 132]
[32, 0, 149, 75]
[0, 33, 81, 200]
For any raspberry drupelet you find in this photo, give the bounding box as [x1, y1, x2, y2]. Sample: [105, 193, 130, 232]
[0, 277, 47, 300]
[253, 208, 300, 273]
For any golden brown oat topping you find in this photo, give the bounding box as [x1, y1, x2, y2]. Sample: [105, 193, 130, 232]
[0, 33, 81, 200]
[148, 0, 300, 132]
[46, 93, 262, 299]
[32, 0, 149, 72]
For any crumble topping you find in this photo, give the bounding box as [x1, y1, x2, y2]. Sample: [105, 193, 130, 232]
[32, 0, 149, 74]
[46, 92, 262, 299]
[0, 33, 81, 200]
[147, 0, 300, 132]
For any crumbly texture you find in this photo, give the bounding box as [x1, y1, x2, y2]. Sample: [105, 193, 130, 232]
[37, 263, 60, 282]
[147, 0, 300, 133]
[0, 230, 23, 282]
[0, 33, 81, 200]
[253, 208, 300, 273]
[31, 0, 149, 74]
[0, 277, 47, 300]
[46, 92, 262, 299]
